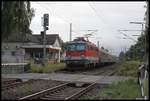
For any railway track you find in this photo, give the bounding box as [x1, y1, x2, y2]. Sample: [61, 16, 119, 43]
[19, 70, 117, 100]
[19, 82, 97, 100]
[2, 78, 22, 89]
[2, 79, 41, 90]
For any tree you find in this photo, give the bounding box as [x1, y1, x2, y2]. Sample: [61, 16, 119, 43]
[2, 1, 35, 42]
[124, 2, 149, 62]
[119, 51, 125, 61]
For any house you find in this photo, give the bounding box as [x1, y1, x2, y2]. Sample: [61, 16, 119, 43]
[2, 34, 63, 74]
[2, 34, 63, 64]
[2, 42, 25, 63]
[22, 34, 63, 63]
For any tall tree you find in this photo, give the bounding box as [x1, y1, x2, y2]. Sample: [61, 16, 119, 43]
[2, 1, 35, 42]
[124, 2, 149, 62]
[119, 51, 125, 61]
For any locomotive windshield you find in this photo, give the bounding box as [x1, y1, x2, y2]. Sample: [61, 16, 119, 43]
[66, 43, 85, 51]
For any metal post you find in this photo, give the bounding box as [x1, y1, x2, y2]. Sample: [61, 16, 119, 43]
[58, 49, 60, 63]
[97, 41, 100, 49]
[42, 14, 49, 65]
[43, 26, 46, 64]
[70, 23, 72, 41]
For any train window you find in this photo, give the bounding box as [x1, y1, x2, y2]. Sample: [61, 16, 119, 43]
[67, 43, 85, 51]
[76, 45, 85, 51]
[67, 44, 76, 51]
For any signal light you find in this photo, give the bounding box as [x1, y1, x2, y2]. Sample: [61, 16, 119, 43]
[44, 14, 49, 26]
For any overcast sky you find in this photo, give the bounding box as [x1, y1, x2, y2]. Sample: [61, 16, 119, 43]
[30, 1, 146, 56]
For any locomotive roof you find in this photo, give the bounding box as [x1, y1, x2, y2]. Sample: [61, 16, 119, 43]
[68, 41, 86, 44]
[68, 40, 97, 46]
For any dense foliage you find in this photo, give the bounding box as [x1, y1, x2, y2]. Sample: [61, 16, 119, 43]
[125, 33, 146, 61]
[117, 60, 141, 77]
[2, 1, 35, 42]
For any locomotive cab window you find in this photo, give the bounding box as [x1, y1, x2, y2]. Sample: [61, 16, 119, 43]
[66, 43, 85, 51]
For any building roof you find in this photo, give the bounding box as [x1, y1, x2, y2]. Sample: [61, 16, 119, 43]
[30, 34, 61, 45]
[21, 45, 61, 50]
[4, 34, 63, 45]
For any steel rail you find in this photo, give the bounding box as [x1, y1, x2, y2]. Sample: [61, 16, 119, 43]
[65, 70, 117, 100]
[19, 83, 69, 100]
[65, 82, 97, 100]
[19, 69, 117, 100]
[2, 79, 39, 90]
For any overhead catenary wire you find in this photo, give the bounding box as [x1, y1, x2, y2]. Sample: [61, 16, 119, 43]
[88, 2, 117, 33]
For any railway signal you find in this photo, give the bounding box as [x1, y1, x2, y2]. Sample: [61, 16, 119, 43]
[44, 14, 49, 27]
[41, 14, 49, 65]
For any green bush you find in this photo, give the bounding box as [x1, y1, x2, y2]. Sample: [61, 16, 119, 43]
[26, 59, 66, 73]
[29, 60, 41, 73]
[42, 62, 66, 73]
[117, 60, 141, 77]
[24, 63, 31, 72]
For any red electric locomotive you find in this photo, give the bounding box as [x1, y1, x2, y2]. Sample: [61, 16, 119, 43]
[65, 37, 100, 69]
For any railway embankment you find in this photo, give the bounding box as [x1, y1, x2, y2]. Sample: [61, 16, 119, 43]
[79, 60, 148, 99]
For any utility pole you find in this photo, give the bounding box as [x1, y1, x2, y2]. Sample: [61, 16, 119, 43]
[42, 14, 49, 65]
[70, 23, 72, 41]
[97, 41, 100, 49]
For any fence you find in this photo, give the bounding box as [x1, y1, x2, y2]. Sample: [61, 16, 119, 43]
[1, 63, 27, 74]
[138, 64, 148, 99]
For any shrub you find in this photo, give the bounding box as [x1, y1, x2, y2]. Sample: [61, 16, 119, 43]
[117, 60, 141, 77]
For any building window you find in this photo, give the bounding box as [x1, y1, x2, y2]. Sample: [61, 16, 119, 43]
[16, 45, 20, 49]
[11, 51, 16, 56]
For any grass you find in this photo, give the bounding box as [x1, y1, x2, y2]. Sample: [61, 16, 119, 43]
[90, 79, 141, 99]
[116, 60, 141, 77]
[26, 60, 66, 73]
[42, 62, 66, 73]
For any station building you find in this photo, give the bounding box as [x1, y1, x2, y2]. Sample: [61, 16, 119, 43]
[1, 34, 63, 73]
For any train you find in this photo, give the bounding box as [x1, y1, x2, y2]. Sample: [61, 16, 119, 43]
[64, 37, 117, 69]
